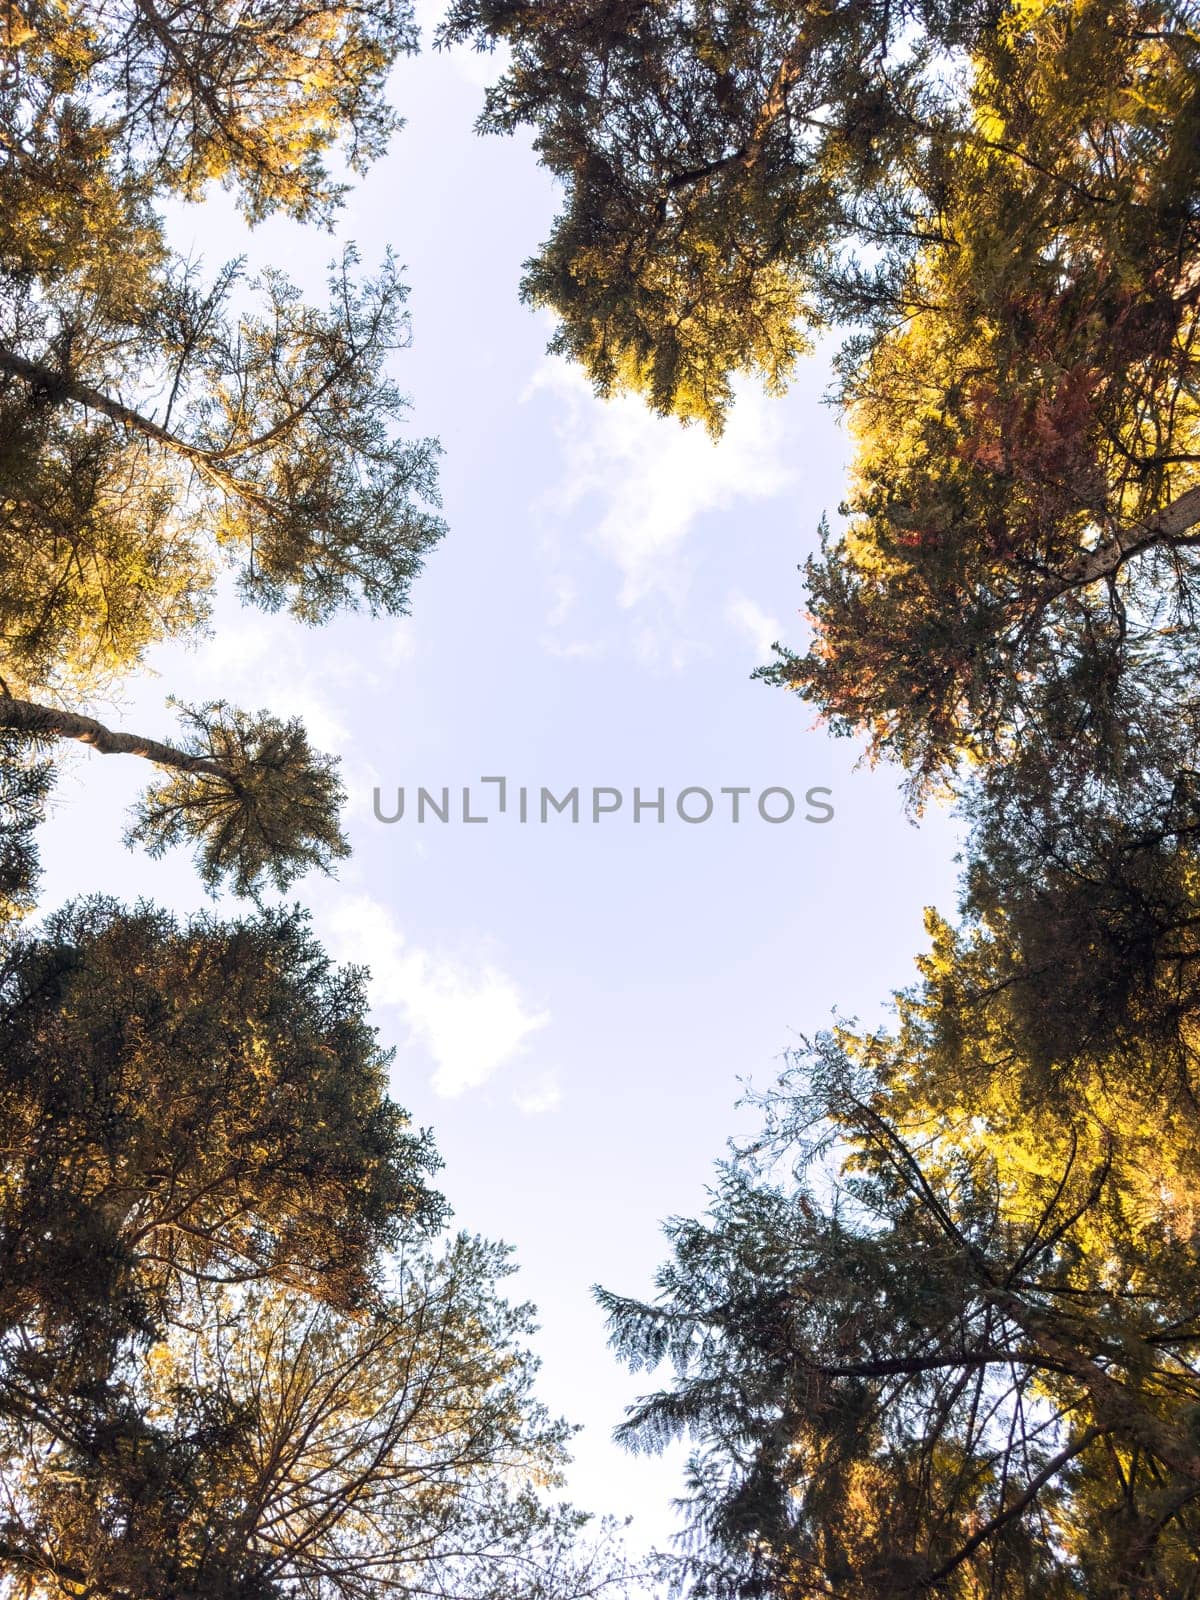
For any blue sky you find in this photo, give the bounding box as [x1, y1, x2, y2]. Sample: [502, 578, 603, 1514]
[36, 20, 965, 1558]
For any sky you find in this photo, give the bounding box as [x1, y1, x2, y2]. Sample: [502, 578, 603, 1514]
[35, 19, 966, 1561]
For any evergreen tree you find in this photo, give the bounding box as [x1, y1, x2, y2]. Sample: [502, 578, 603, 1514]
[766, 6, 1200, 793]
[0, 695, 350, 896]
[445, 0, 1199, 805]
[1, 0, 445, 896]
[1, 1242, 621, 1600]
[600, 905, 1200, 1595]
[0, 729, 51, 919]
[439, 5, 1200, 1586]
[0, 898, 444, 1357]
[0, 898, 625, 1600]
[0, 15, 633, 1597]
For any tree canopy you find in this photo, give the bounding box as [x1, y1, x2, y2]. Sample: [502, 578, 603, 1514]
[447, 0, 1200, 809]
[596, 556, 1200, 1593]
[0, 898, 443, 1352]
[0, 10, 643, 1599]
[0, 898, 623, 1600]
[0, 0, 445, 897]
[600, 886, 1200, 1596]
[768, 2, 1200, 792]
[13, 0, 1200, 1592]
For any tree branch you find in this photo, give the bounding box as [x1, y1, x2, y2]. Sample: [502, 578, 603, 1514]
[1058, 483, 1200, 593]
[917, 1423, 1106, 1589]
[0, 694, 232, 782]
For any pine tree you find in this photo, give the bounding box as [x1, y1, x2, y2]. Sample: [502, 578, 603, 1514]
[1, 0, 445, 896]
[446, 0, 1200, 807]
[0, 898, 626, 1600]
[600, 900, 1200, 1595]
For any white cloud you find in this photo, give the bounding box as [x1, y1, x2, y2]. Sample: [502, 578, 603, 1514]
[541, 634, 604, 661]
[546, 576, 578, 628]
[324, 895, 550, 1098]
[512, 1068, 563, 1116]
[379, 622, 420, 667]
[528, 356, 795, 612]
[727, 592, 784, 659]
[630, 623, 707, 673]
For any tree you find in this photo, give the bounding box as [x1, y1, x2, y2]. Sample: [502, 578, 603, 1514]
[0, 898, 625, 1600]
[599, 913, 1200, 1596]
[0, 898, 443, 1359]
[438, 0, 944, 431]
[765, 7, 1200, 790]
[445, 0, 1199, 801]
[440, 6, 1200, 1586]
[0, 695, 350, 897]
[0, 15, 631, 1595]
[590, 699, 1200, 1593]
[0, 1242, 622, 1600]
[5, 0, 420, 227]
[0, 730, 51, 920]
[1, 0, 445, 896]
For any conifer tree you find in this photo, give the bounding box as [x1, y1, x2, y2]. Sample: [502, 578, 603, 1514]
[600, 897, 1200, 1595]
[1, 0, 444, 896]
[0, 898, 625, 1600]
[445, 0, 1199, 807]
[442, 6, 1200, 1586]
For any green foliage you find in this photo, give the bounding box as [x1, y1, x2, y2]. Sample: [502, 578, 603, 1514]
[598, 592, 1200, 1590]
[769, 6, 1200, 787]
[7, 0, 419, 226]
[0, 897, 629, 1600]
[439, 0, 990, 431]
[0, 897, 443, 1344]
[449, 0, 1200, 811]
[440, 5, 1200, 1590]
[3, 1239, 616, 1600]
[127, 700, 350, 897]
[0, 237, 443, 700]
[0, 0, 444, 899]
[761, 3, 1198, 810]
[596, 655, 1200, 1591]
[601, 925, 1200, 1596]
[0, 730, 52, 921]
[0, 15, 637, 1599]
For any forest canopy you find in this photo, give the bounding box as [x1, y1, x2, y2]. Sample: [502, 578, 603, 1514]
[0, 11, 628, 1600]
[0, 900, 621, 1600]
[445, 0, 1200, 807]
[6, 0, 1200, 1594]
[435, 0, 1200, 1589]
[600, 891, 1200, 1597]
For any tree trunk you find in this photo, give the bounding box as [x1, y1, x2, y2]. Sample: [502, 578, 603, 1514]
[0, 695, 231, 781]
[0, 344, 207, 459]
[1060, 482, 1200, 591]
[993, 1288, 1200, 1485]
